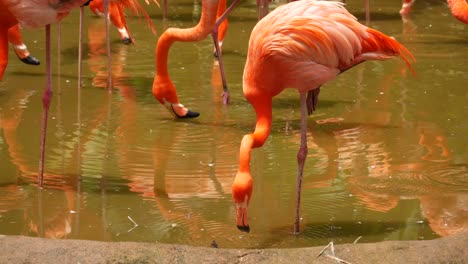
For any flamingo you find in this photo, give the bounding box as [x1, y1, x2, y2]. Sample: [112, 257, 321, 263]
[447, 0, 468, 23]
[400, 0, 468, 24]
[89, 0, 134, 44]
[231, 0, 415, 234]
[152, 0, 242, 118]
[88, 0, 158, 44]
[8, 24, 40, 65]
[0, 0, 90, 79]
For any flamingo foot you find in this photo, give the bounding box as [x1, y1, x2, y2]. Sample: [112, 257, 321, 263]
[222, 90, 230, 105]
[163, 99, 200, 119]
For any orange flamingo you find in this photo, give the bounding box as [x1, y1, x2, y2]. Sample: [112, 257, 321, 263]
[8, 24, 40, 65]
[152, 0, 219, 118]
[88, 0, 158, 44]
[231, 0, 415, 234]
[400, 0, 468, 24]
[1, 0, 91, 79]
[153, 0, 245, 118]
[89, 0, 134, 44]
[447, 0, 468, 23]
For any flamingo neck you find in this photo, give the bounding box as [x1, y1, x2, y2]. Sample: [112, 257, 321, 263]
[155, 0, 219, 76]
[447, 0, 468, 24]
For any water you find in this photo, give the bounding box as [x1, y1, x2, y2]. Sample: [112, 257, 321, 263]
[0, 0, 467, 248]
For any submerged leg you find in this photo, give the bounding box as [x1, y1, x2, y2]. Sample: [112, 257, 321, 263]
[294, 91, 309, 235]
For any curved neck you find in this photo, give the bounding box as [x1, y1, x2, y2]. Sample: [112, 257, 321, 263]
[155, 0, 219, 76]
[447, 0, 468, 24]
[238, 84, 273, 172]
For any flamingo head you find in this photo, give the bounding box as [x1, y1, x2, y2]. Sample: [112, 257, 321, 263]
[232, 171, 253, 233]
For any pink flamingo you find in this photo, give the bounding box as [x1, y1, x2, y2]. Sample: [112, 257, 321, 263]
[400, 0, 468, 24]
[88, 0, 158, 44]
[231, 0, 415, 234]
[153, 0, 243, 118]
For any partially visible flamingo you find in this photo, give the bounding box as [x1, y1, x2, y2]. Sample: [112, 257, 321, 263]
[89, 0, 134, 44]
[400, 0, 468, 24]
[88, 0, 158, 44]
[8, 24, 40, 65]
[447, 0, 468, 23]
[231, 0, 415, 234]
[153, 0, 241, 118]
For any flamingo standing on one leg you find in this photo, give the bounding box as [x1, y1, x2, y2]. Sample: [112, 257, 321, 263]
[231, 0, 415, 234]
[8, 24, 41, 65]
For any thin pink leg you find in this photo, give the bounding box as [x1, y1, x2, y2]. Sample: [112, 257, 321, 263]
[365, 0, 370, 25]
[163, 0, 168, 20]
[294, 91, 308, 235]
[38, 25, 53, 187]
[211, 0, 242, 105]
[78, 6, 84, 87]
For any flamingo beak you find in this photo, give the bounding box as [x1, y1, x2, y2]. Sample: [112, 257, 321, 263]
[236, 206, 250, 233]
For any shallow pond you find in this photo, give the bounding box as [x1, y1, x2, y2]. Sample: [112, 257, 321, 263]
[0, 0, 467, 248]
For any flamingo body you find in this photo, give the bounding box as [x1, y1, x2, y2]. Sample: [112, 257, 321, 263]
[1, 0, 90, 28]
[447, 0, 468, 23]
[233, 0, 415, 233]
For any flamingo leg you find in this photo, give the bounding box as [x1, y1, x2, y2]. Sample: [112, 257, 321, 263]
[365, 0, 370, 25]
[256, 0, 269, 20]
[163, 0, 168, 20]
[38, 25, 53, 187]
[78, 7, 84, 87]
[294, 91, 309, 235]
[262, 0, 269, 18]
[211, 0, 242, 104]
[210, 31, 229, 104]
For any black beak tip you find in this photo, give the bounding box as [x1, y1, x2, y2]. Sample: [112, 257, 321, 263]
[237, 225, 250, 233]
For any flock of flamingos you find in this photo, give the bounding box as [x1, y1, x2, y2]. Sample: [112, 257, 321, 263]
[0, 0, 466, 234]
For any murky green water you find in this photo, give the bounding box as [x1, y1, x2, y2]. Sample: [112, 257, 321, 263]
[0, 0, 467, 248]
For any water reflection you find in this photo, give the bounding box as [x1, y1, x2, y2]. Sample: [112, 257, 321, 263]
[0, 0, 467, 248]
